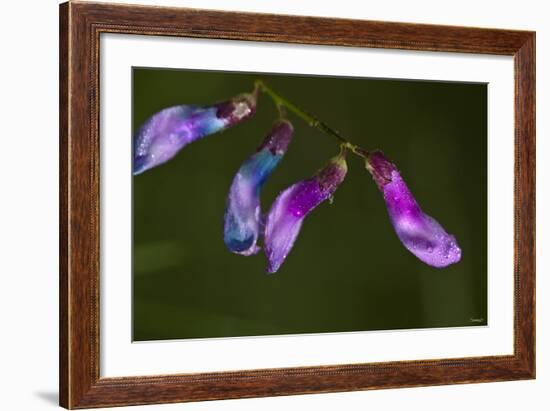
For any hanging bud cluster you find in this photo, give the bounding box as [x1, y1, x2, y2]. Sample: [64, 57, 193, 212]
[134, 83, 461, 273]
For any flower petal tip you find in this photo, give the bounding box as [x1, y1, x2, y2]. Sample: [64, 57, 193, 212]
[265, 264, 277, 275]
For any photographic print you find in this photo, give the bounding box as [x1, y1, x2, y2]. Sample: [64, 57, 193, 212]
[132, 68, 488, 341]
[60, 3, 535, 407]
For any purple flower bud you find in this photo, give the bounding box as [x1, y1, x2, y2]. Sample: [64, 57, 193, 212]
[264, 154, 348, 273]
[224, 120, 294, 256]
[133, 92, 257, 175]
[366, 151, 461, 268]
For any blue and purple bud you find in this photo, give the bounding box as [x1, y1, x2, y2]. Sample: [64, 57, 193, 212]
[223, 120, 294, 256]
[366, 150, 461, 268]
[133, 91, 258, 175]
[264, 153, 348, 273]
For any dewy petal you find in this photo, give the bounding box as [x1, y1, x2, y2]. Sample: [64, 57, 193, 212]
[264, 154, 347, 273]
[133, 92, 257, 175]
[224, 120, 294, 256]
[367, 151, 462, 268]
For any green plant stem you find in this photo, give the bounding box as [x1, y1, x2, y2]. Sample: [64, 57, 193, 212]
[254, 80, 369, 159]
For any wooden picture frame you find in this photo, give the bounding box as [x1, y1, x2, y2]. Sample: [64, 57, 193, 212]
[59, 1, 535, 408]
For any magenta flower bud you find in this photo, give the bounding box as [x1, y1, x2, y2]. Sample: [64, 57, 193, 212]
[367, 151, 462, 268]
[224, 120, 294, 256]
[133, 92, 257, 175]
[264, 154, 348, 273]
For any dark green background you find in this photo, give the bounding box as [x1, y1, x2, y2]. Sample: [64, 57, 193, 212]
[132, 68, 487, 341]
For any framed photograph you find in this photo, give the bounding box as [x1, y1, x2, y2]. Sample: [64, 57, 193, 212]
[59, 1, 535, 409]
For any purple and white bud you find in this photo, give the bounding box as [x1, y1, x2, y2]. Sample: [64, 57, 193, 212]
[224, 120, 294, 256]
[134, 92, 257, 175]
[367, 151, 461, 268]
[264, 154, 348, 273]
